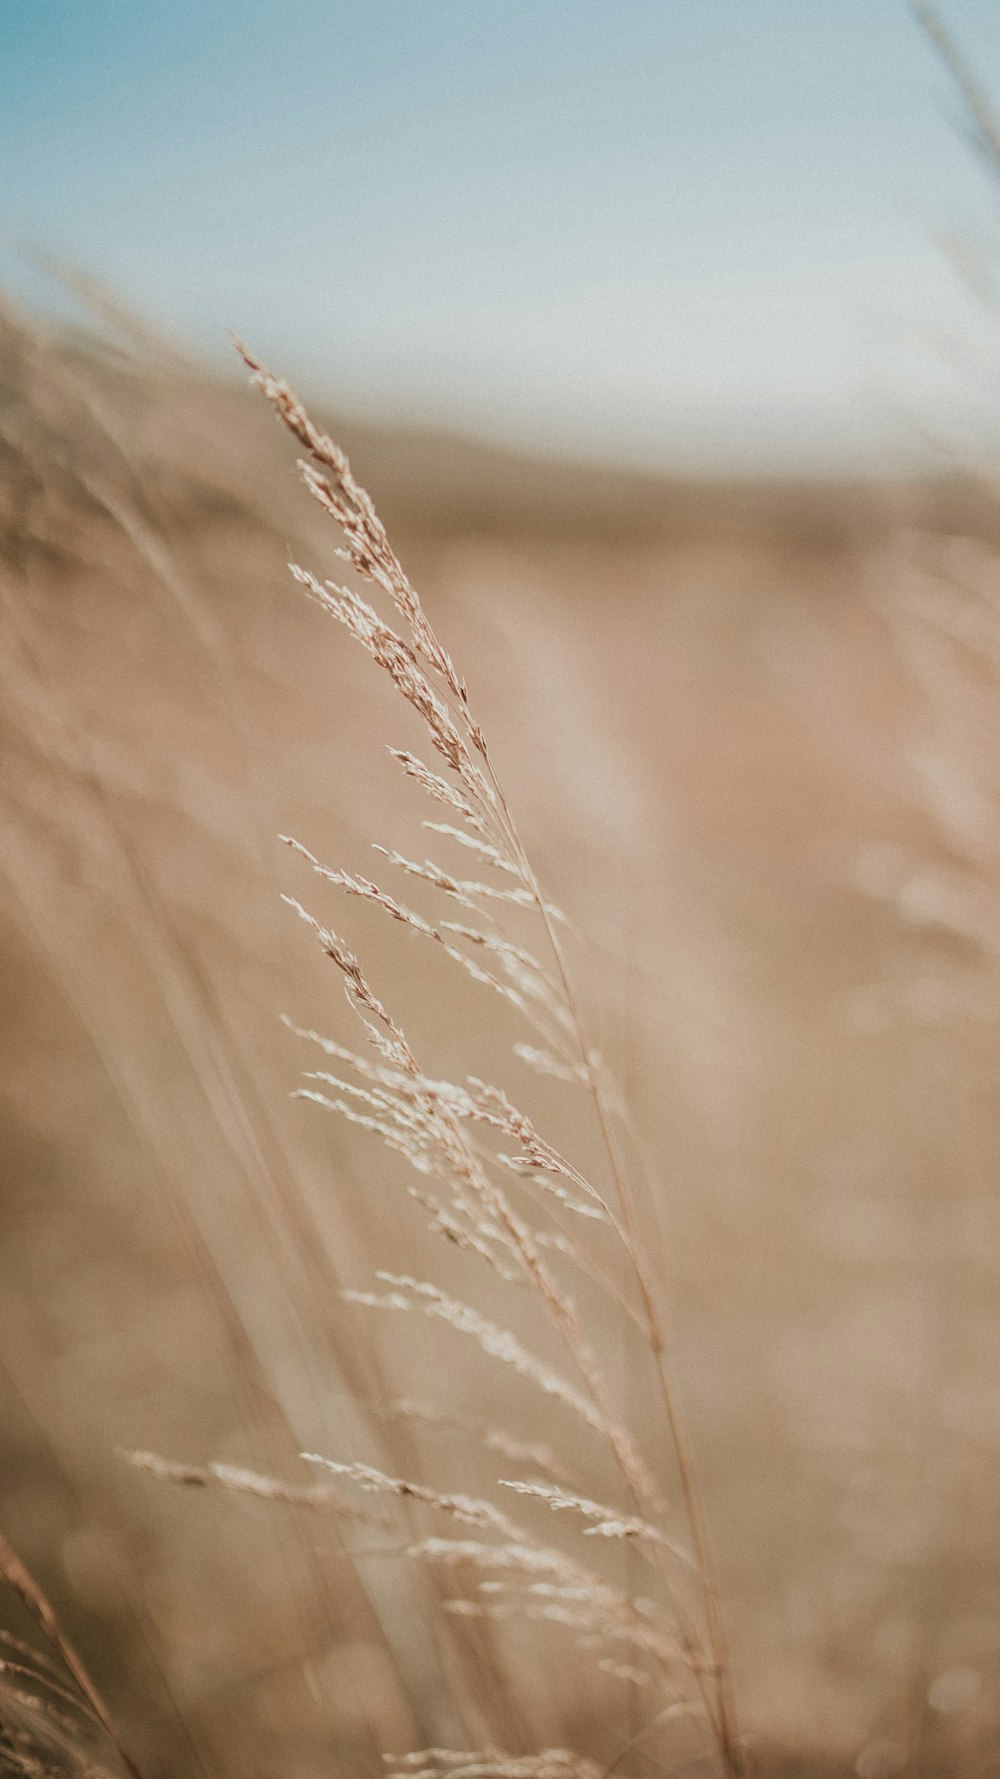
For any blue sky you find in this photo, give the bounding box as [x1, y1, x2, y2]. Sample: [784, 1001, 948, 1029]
[4, 1, 1000, 472]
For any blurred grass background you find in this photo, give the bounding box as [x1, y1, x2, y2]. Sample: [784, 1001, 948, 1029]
[2, 295, 1000, 1775]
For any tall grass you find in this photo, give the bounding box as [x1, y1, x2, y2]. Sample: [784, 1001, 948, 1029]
[0, 1531, 143, 1779]
[130, 343, 748, 1779]
[5, 11, 1000, 1772]
[4, 283, 1000, 1774]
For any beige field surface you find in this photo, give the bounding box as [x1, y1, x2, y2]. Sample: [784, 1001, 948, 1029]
[1, 305, 999, 1778]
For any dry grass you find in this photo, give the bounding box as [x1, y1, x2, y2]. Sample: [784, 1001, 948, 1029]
[119, 340, 747, 1778]
[4, 119, 1000, 1772]
[0, 1531, 140, 1779]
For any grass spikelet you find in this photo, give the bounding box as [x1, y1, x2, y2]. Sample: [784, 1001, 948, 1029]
[421, 823, 522, 877]
[343, 1275, 617, 1444]
[383, 1751, 604, 1779]
[298, 1458, 524, 1540]
[495, 1482, 693, 1564]
[123, 1451, 390, 1525]
[388, 752, 485, 830]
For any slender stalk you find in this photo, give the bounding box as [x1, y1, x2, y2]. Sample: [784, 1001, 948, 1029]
[479, 749, 742, 1778]
[0, 1531, 147, 1779]
[241, 345, 745, 1775]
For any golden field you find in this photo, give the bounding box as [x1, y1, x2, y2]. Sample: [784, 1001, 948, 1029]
[2, 296, 1000, 1779]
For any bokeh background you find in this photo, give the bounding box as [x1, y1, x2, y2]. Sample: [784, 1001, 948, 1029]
[4, 5, 1000, 1777]
[4, 0, 1000, 473]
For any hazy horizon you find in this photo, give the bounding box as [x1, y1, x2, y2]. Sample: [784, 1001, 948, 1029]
[5, 1, 1000, 475]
